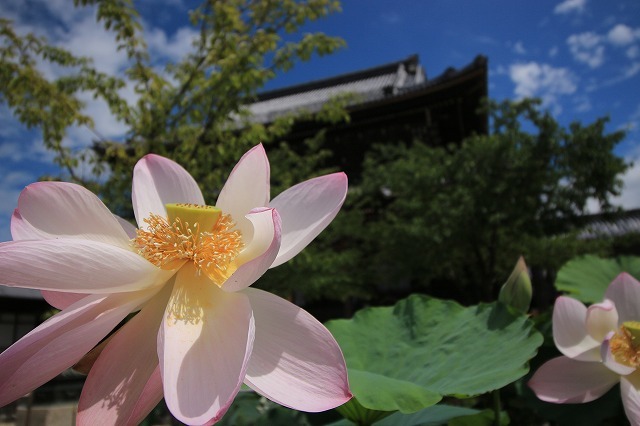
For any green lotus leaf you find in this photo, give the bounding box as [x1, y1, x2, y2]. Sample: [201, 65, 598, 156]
[555, 254, 640, 303]
[326, 295, 542, 413]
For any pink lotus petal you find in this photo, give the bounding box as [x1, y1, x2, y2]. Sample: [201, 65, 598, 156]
[0, 239, 172, 293]
[115, 215, 138, 239]
[243, 288, 351, 411]
[0, 290, 152, 407]
[528, 356, 619, 403]
[621, 374, 640, 426]
[78, 285, 171, 425]
[132, 154, 205, 229]
[159, 265, 255, 425]
[41, 290, 86, 310]
[223, 208, 282, 292]
[586, 300, 619, 342]
[553, 296, 600, 361]
[269, 172, 347, 268]
[216, 145, 270, 224]
[11, 182, 131, 249]
[605, 273, 640, 323]
[601, 332, 635, 375]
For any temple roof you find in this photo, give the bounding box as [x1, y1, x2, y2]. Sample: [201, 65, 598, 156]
[248, 54, 487, 123]
[580, 208, 640, 238]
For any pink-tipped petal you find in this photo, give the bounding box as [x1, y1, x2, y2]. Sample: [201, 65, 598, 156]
[0, 290, 151, 407]
[601, 332, 635, 375]
[586, 300, 619, 342]
[223, 208, 281, 292]
[605, 273, 640, 323]
[269, 172, 347, 268]
[528, 356, 619, 403]
[0, 239, 172, 293]
[216, 145, 270, 223]
[78, 284, 171, 426]
[621, 373, 640, 426]
[159, 265, 255, 425]
[11, 182, 131, 249]
[41, 290, 86, 310]
[243, 288, 351, 412]
[132, 154, 205, 229]
[553, 296, 600, 361]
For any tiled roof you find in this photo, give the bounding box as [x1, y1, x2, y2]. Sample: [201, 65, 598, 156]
[580, 208, 640, 238]
[247, 54, 479, 124]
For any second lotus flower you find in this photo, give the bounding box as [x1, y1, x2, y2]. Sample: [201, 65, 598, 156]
[0, 144, 351, 425]
[529, 273, 640, 424]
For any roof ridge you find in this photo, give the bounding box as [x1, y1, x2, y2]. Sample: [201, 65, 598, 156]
[256, 54, 420, 101]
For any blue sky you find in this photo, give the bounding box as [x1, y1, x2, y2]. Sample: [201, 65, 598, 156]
[1, 0, 639, 241]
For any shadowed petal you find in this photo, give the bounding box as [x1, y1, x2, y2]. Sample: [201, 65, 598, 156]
[269, 173, 347, 268]
[132, 154, 204, 229]
[621, 373, 640, 426]
[553, 296, 600, 361]
[41, 291, 86, 310]
[11, 182, 130, 249]
[216, 145, 270, 223]
[0, 290, 152, 407]
[115, 215, 138, 239]
[0, 239, 172, 293]
[223, 208, 281, 292]
[159, 265, 254, 425]
[601, 332, 635, 375]
[528, 356, 619, 403]
[586, 300, 618, 342]
[78, 283, 172, 426]
[605, 273, 640, 323]
[243, 288, 351, 411]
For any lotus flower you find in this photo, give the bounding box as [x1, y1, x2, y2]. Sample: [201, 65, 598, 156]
[0, 145, 351, 425]
[529, 273, 640, 424]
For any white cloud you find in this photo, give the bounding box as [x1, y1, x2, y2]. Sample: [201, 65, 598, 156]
[607, 24, 638, 46]
[554, 0, 587, 15]
[145, 26, 199, 63]
[509, 62, 578, 114]
[567, 32, 605, 68]
[549, 46, 559, 57]
[627, 46, 640, 59]
[512, 41, 527, 55]
[610, 159, 640, 210]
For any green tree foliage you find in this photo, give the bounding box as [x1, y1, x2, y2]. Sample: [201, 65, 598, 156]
[351, 99, 627, 304]
[0, 0, 347, 213]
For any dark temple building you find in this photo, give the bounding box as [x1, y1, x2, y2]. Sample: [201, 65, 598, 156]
[249, 54, 489, 178]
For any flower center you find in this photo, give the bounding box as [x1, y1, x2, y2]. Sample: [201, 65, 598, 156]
[132, 203, 244, 287]
[610, 321, 640, 368]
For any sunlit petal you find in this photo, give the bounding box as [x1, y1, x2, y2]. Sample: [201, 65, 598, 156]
[78, 284, 171, 425]
[0, 239, 172, 293]
[243, 288, 351, 411]
[586, 300, 618, 342]
[621, 373, 640, 426]
[553, 296, 600, 361]
[11, 182, 130, 249]
[269, 172, 347, 267]
[159, 265, 254, 425]
[528, 356, 619, 403]
[216, 144, 270, 222]
[605, 273, 640, 323]
[0, 290, 152, 407]
[132, 154, 204, 229]
[223, 208, 281, 292]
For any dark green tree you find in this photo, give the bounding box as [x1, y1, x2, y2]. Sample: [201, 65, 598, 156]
[354, 98, 627, 304]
